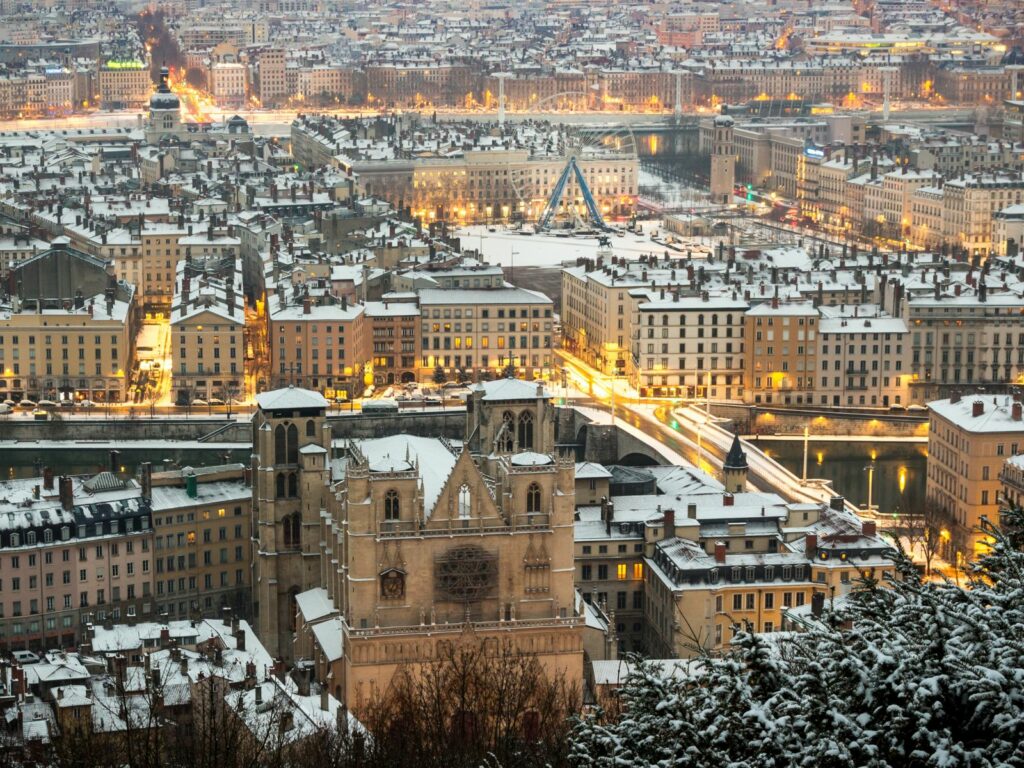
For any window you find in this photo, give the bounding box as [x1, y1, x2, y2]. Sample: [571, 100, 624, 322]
[458, 484, 472, 519]
[517, 410, 534, 450]
[526, 482, 541, 514]
[732, 594, 742, 611]
[764, 593, 775, 609]
[632, 563, 643, 580]
[581, 565, 592, 580]
[384, 489, 400, 521]
[616, 563, 627, 580]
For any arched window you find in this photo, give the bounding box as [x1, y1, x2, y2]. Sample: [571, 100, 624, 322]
[286, 423, 299, 464]
[291, 514, 301, 548]
[526, 482, 541, 514]
[517, 410, 534, 451]
[306, 419, 316, 437]
[283, 514, 292, 548]
[498, 411, 514, 452]
[26, 531, 36, 546]
[276, 472, 286, 498]
[61, 526, 69, 541]
[43, 529, 53, 544]
[458, 484, 472, 519]
[10, 533, 19, 547]
[384, 490, 400, 521]
[274, 424, 286, 465]
[287, 472, 298, 498]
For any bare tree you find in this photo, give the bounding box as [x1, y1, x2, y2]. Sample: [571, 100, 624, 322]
[891, 503, 945, 577]
[363, 639, 579, 768]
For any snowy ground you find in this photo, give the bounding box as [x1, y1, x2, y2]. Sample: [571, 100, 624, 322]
[456, 221, 719, 269]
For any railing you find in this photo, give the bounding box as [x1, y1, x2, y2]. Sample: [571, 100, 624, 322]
[348, 614, 581, 639]
[377, 515, 551, 538]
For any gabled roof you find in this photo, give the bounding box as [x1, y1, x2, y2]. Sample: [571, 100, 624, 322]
[255, 387, 328, 411]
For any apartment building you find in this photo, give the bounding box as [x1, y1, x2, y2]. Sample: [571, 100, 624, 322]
[0, 246, 137, 404]
[267, 292, 370, 400]
[940, 173, 1024, 257]
[562, 255, 706, 376]
[744, 300, 818, 406]
[0, 470, 154, 652]
[645, 493, 891, 658]
[149, 466, 252, 621]
[816, 305, 910, 408]
[417, 287, 554, 381]
[879, 276, 1024, 401]
[97, 62, 150, 109]
[628, 289, 748, 401]
[364, 299, 420, 386]
[926, 394, 1024, 563]
[170, 259, 246, 404]
[257, 48, 288, 107]
[210, 62, 247, 108]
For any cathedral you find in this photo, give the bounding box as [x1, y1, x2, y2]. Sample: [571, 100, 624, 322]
[251, 379, 582, 712]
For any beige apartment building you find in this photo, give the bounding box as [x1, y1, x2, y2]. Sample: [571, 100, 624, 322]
[926, 394, 1024, 564]
[98, 63, 151, 109]
[816, 305, 910, 408]
[149, 466, 252, 621]
[257, 49, 288, 107]
[561, 255, 707, 376]
[267, 292, 370, 400]
[1, 246, 137, 403]
[417, 287, 554, 381]
[940, 174, 1024, 257]
[170, 259, 245, 404]
[645, 494, 892, 657]
[744, 300, 818, 406]
[364, 299, 420, 386]
[628, 289, 748, 401]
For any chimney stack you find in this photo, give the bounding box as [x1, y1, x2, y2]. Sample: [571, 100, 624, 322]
[42, 466, 53, 491]
[1013, 402, 1022, 422]
[973, 400, 984, 417]
[662, 508, 675, 539]
[805, 533, 818, 558]
[59, 476, 73, 512]
[714, 541, 727, 563]
[863, 520, 877, 537]
[723, 492, 734, 507]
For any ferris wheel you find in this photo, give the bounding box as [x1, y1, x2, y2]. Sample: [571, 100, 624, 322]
[504, 92, 638, 232]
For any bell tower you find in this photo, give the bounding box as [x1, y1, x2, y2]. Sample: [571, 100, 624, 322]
[722, 433, 748, 493]
[710, 115, 736, 205]
[251, 387, 331, 659]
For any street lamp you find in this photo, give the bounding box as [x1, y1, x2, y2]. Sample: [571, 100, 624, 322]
[864, 461, 876, 513]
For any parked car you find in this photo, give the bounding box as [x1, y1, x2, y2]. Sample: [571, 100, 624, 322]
[32, 410, 49, 421]
[36, 400, 58, 410]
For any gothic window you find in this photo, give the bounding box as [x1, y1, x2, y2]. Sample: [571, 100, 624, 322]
[287, 472, 298, 498]
[276, 472, 285, 498]
[306, 419, 316, 437]
[287, 423, 299, 464]
[526, 482, 541, 514]
[517, 410, 534, 451]
[458, 484, 471, 519]
[384, 489, 400, 521]
[291, 514, 300, 548]
[274, 424, 286, 464]
[498, 411, 514, 452]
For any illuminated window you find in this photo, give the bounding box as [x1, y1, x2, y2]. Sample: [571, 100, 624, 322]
[616, 563, 627, 580]
[632, 563, 644, 580]
[186, 532, 196, 543]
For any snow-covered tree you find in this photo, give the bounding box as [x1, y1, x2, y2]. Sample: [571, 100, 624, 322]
[571, 509, 1024, 768]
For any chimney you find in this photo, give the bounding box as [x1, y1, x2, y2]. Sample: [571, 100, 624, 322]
[255, 685, 263, 705]
[185, 470, 198, 499]
[234, 628, 246, 652]
[243, 467, 253, 487]
[59, 476, 73, 512]
[159, 627, 170, 647]
[714, 541, 726, 563]
[951, 391, 961, 404]
[140, 462, 152, 501]
[303, 298, 311, 315]
[321, 686, 330, 712]
[109, 450, 120, 474]
[723, 492, 734, 507]
[829, 496, 845, 511]
[973, 400, 984, 417]
[863, 520, 877, 537]
[42, 466, 53, 491]
[805, 533, 818, 558]
[1013, 402, 1022, 422]
[811, 591, 825, 617]
[662, 508, 675, 539]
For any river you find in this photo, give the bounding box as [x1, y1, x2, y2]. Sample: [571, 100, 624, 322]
[751, 437, 928, 515]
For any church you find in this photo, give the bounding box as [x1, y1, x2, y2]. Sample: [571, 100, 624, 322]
[250, 379, 582, 712]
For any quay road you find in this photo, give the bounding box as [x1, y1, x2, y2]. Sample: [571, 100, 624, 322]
[0, 105, 979, 136]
